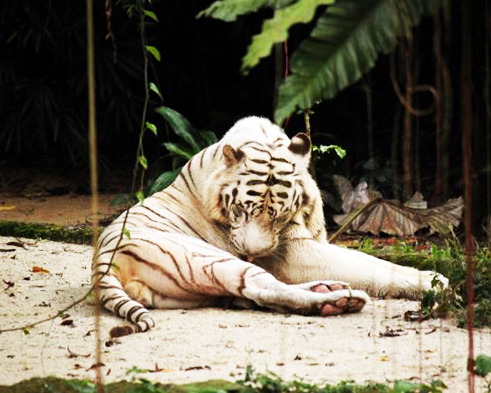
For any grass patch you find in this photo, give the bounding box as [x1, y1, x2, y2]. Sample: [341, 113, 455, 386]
[348, 237, 491, 328]
[0, 220, 95, 245]
[0, 372, 448, 393]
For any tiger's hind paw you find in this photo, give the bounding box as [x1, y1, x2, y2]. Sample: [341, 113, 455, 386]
[310, 285, 370, 316]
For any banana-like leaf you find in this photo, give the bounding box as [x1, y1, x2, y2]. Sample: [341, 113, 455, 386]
[275, 0, 445, 123]
[148, 169, 181, 196]
[198, 0, 293, 22]
[163, 142, 196, 160]
[242, 0, 334, 73]
[155, 106, 202, 153]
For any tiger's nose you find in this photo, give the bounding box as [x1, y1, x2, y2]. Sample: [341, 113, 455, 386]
[231, 223, 277, 257]
[242, 231, 277, 257]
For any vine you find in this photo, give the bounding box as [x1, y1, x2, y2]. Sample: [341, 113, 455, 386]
[0, 0, 163, 340]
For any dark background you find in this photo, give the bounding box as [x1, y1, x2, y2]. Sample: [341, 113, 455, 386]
[0, 1, 489, 232]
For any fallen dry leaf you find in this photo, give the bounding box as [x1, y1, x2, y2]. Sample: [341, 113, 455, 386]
[86, 362, 105, 371]
[66, 346, 90, 358]
[32, 266, 50, 274]
[333, 176, 463, 236]
[6, 241, 26, 248]
[0, 205, 16, 211]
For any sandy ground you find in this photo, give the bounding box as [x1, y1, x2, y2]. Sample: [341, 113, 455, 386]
[1, 236, 491, 391]
[0, 194, 122, 226]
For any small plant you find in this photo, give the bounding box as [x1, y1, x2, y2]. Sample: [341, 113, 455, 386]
[238, 365, 445, 393]
[475, 354, 491, 392]
[312, 144, 347, 159]
[346, 238, 491, 328]
[148, 106, 218, 195]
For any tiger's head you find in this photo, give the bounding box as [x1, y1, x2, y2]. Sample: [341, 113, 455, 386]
[205, 117, 321, 259]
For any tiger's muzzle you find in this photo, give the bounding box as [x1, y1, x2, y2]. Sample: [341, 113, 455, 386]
[230, 220, 278, 258]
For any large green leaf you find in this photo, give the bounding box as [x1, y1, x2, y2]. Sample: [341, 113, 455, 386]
[148, 169, 181, 195]
[274, 0, 445, 123]
[163, 142, 195, 160]
[198, 0, 293, 22]
[242, 0, 334, 73]
[155, 106, 202, 153]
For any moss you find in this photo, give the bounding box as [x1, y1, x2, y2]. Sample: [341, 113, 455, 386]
[0, 220, 95, 245]
[0, 377, 245, 393]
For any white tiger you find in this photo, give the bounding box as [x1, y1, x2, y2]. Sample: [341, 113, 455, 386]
[93, 117, 448, 337]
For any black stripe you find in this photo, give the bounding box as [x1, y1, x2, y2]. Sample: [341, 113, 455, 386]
[135, 309, 146, 322]
[179, 168, 199, 201]
[238, 266, 254, 295]
[247, 170, 268, 176]
[212, 144, 220, 160]
[185, 159, 197, 190]
[249, 145, 272, 155]
[127, 305, 144, 320]
[119, 249, 193, 295]
[114, 298, 132, 315]
[140, 205, 205, 240]
[136, 238, 191, 285]
[271, 156, 289, 163]
[246, 179, 266, 186]
[202, 262, 235, 296]
[246, 190, 263, 197]
[101, 294, 126, 308]
[98, 284, 122, 290]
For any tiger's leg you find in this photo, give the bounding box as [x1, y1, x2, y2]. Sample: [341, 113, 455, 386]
[266, 239, 448, 299]
[232, 269, 370, 316]
[103, 232, 370, 332]
[124, 280, 215, 309]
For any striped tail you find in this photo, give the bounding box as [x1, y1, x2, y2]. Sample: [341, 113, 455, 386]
[93, 268, 156, 337]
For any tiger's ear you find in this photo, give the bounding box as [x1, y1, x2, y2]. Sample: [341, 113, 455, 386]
[288, 133, 311, 156]
[223, 144, 245, 166]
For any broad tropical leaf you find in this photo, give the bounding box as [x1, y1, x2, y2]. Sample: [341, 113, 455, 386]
[242, 0, 334, 73]
[148, 170, 181, 195]
[163, 142, 195, 160]
[155, 106, 202, 153]
[198, 0, 293, 22]
[275, 0, 445, 123]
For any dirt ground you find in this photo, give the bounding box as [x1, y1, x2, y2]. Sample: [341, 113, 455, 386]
[0, 193, 491, 391]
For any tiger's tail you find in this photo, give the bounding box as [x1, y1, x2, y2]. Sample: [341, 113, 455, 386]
[92, 259, 156, 337]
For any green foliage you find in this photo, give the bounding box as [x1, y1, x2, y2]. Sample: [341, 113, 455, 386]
[476, 355, 491, 378]
[198, 0, 294, 22]
[313, 144, 346, 159]
[350, 238, 491, 328]
[0, 1, 144, 168]
[275, 0, 445, 123]
[242, 0, 334, 73]
[199, 0, 446, 123]
[148, 107, 218, 195]
[238, 366, 445, 392]
[65, 380, 97, 393]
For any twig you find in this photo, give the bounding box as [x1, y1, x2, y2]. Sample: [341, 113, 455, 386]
[328, 198, 382, 243]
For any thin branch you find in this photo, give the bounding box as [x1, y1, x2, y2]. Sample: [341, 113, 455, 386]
[328, 198, 382, 243]
[0, 0, 153, 341]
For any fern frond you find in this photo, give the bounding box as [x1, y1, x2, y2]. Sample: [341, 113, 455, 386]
[275, 0, 445, 123]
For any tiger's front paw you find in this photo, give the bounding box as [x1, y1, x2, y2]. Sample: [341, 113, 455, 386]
[310, 284, 370, 316]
